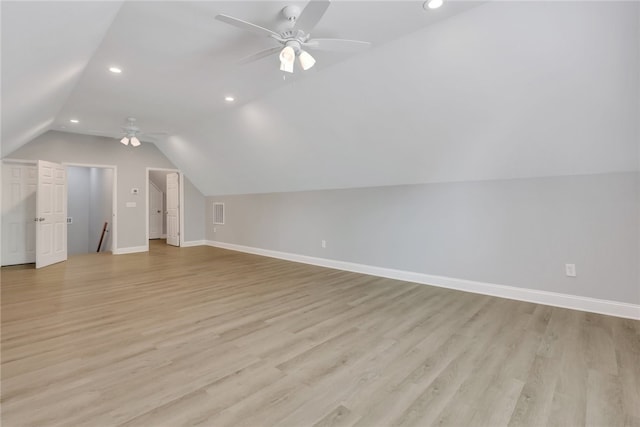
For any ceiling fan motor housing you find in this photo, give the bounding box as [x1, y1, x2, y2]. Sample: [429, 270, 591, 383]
[284, 40, 302, 55]
[282, 5, 301, 22]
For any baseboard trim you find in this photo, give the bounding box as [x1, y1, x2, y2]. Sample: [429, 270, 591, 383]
[205, 240, 640, 320]
[113, 245, 147, 255]
[182, 240, 206, 247]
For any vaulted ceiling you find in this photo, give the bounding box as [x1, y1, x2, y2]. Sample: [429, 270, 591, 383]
[2, 1, 638, 195]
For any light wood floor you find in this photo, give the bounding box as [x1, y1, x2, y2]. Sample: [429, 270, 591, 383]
[2, 241, 639, 427]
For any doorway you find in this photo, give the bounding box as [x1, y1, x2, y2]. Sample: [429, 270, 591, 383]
[146, 168, 183, 249]
[1, 160, 117, 267]
[66, 165, 116, 254]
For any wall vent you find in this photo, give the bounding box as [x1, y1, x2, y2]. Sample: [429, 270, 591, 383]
[213, 202, 225, 225]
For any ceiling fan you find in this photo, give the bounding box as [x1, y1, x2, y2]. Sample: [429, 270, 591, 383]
[117, 117, 166, 147]
[215, 0, 371, 73]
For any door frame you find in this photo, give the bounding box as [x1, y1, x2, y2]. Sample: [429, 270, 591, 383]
[63, 162, 118, 252]
[145, 167, 184, 249]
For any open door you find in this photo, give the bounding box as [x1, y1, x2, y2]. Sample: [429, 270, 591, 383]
[166, 172, 179, 247]
[36, 160, 67, 268]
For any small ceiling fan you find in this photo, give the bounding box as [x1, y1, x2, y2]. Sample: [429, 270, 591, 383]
[118, 117, 166, 147]
[215, 0, 371, 73]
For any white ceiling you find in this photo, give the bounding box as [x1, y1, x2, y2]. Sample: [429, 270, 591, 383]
[1, 1, 123, 156]
[2, 1, 478, 154]
[2, 1, 638, 196]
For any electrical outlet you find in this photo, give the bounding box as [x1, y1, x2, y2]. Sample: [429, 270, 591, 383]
[565, 264, 576, 277]
[321, 240, 326, 249]
[67, 217, 72, 224]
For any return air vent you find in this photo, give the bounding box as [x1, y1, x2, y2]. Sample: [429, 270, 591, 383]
[213, 202, 225, 225]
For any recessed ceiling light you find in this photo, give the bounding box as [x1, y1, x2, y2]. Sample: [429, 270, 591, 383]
[424, 0, 443, 9]
[225, 96, 235, 102]
[109, 67, 122, 73]
[69, 119, 79, 123]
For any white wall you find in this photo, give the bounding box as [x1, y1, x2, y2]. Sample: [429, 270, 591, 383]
[7, 130, 205, 249]
[160, 1, 639, 196]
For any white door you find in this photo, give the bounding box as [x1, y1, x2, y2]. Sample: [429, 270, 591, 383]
[1, 163, 37, 266]
[36, 160, 67, 268]
[166, 173, 179, 247]
[149, 181, 163, 239]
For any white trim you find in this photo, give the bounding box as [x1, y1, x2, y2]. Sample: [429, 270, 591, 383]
[182, 240, 205, 247]
[161, 234, 167, 239]
[63, 162, 117, 169]
[113, 245, 147, 255]
[179, 173, 185, 248]
[63, 162, 118, 252]
[2, 158, 38, 165]
[205, 240, 640, 320]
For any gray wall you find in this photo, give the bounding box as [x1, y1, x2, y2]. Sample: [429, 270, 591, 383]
[67, 167, 90, 255]
[7, 130, 205, 249]
[89, 167, 113, 252]
[201, 1, 639, 307]
[184, 177, 205, 242]
[207, 172, 640, 305]
[66, 166, 114, 254]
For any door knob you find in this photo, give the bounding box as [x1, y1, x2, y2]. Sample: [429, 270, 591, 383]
[38, 217, 45, 221]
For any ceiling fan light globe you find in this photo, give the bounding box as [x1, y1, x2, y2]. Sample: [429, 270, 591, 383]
[299, 50, 316, 70]
[424, 0, 444, 9]
[279, 46, 295, 73]
[121, 136, 130, 145]
[130, 136, 141, 147]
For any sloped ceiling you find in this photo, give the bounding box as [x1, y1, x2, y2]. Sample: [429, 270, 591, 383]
[1, 1, 123, 156]
[2, 1, 638, 196]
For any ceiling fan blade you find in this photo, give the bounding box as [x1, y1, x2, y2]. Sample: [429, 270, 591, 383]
[304, 38, 371, 53]
[215, 14, 280, 39]
[141, 131, 169, 136]
[238, 46, 282, 65]
[294, 0, 330, 32]
[85, 129, 120, 138]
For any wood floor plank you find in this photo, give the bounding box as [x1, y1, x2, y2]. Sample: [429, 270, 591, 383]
[1, 241, 638, 426]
